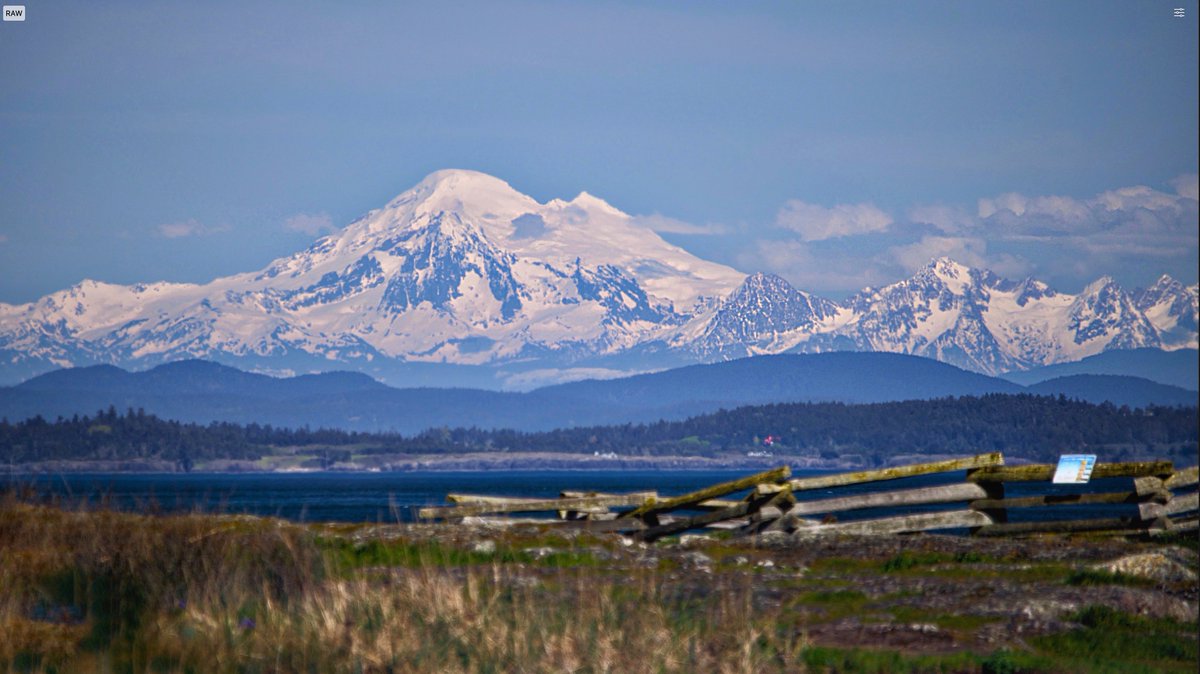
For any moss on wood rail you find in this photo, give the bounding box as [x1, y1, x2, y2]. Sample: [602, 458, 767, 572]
[757, 452, 1003, 495]
[620, 466, 791, 519]
[967, 461, 1174, 483]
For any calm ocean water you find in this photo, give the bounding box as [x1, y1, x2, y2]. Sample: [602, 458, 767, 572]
[6, 469, 1143, 525]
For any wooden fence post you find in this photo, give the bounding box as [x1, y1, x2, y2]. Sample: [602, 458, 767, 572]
[972, 481, 1006, 533]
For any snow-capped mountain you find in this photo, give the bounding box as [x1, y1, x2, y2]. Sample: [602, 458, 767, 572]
[1132, 275, 1200, 348]
[682, 258, 1188, 375]
[0, 170, 743, 385]
[792, 260, 1168, 374]
[0, 170, 1196, 387]
[812, 259, 1028, 374]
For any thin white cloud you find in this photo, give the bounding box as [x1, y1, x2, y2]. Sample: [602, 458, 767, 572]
[976, 193, 1027, 219]
[888, 235, 1032, 278]
[907, 204, 975, 234]
[1089, 185, 1182, 213]
[775, 200, 893, 241]
[501, 367, 649, 391]
[283, 212, 336, 236]
[1170, 173, 1198, 201]
[630, 213, 729, 235]
[156, 220, 230, 238]
[891, 235, 988, 271]
[741, 176, 1196, 296]
[737, 239, 895, 294]
[977, 193, 1091, 230]
[977, 180, 1195, 237]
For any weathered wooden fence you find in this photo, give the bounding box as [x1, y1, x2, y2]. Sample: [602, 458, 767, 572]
[417, 453, 1200, 542]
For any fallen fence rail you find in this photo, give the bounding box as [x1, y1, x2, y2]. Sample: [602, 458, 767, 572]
[418, 492, 657, 520]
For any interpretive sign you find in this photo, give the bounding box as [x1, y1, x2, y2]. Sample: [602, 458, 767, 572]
[1052, 454, 1097, 484]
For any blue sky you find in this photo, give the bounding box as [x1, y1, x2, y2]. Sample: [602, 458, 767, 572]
[1, 0, 1196, 302]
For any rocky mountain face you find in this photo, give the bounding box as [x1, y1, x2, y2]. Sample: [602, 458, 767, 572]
[682, 257, 1193, 375]
[791, 260, 1182, 375]
[689, 272, 841, 358]
[0, 170, 1196, 387]
[1133, 275, 1200, 347]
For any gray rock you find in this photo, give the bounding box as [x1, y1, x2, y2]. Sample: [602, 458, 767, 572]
[681, 551, 713, 570]
[526, 546, 557, 559]
[679, 534, 714, 547]
[1089, 552, 1198, 583]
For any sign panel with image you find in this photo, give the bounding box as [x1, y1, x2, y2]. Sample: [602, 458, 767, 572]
[1052, 454, 1097, 484]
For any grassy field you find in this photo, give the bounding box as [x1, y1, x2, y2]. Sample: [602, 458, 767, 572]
[1, 495, 1196, 673]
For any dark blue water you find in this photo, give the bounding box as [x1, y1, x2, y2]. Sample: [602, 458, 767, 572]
[6, 470, 1146, 525]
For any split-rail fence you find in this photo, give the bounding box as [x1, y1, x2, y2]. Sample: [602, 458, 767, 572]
[417, 453, 1199, 542]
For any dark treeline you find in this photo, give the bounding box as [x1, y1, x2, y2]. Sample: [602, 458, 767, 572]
[0, 406, 368, 468]
[417, 394, 1197, 463]
[1, 395, 1196, 467]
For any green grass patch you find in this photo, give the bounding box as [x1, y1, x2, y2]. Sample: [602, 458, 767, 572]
[881, 550, 987, 573]
[802, 589, 869, 605]
[808, 556, 878, 574]
[1152, 530, 1199, 552]
[800, 645, 1052, 674]
[1027, 605, 1199, 674]
[317, 536, 528, 571]
[795, 589, 872, 621]
[1065, 568, 1156, 588]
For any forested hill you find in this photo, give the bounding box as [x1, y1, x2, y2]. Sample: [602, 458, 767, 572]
[5, 355, 1196, 436]
[3, 395, 1196, 470]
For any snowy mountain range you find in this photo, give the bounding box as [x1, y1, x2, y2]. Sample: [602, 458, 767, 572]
[1, 169, 1196, 388]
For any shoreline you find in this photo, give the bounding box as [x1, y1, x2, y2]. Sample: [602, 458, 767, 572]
[6, 451, 1192, 476]
[3, 454, 848, 475]
[0, 453, 941, 474]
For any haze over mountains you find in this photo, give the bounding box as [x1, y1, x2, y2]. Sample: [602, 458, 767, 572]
[1000, 348, 1199, 391]
[1, 354, 1194, 435]
[0, 170, 1195, 389]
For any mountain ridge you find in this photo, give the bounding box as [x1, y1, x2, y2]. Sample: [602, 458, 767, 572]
[2, 354, 1193, 435]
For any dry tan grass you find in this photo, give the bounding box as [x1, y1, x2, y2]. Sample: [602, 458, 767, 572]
[145, 565, 800, 673]
[0, 498, 805, 674]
